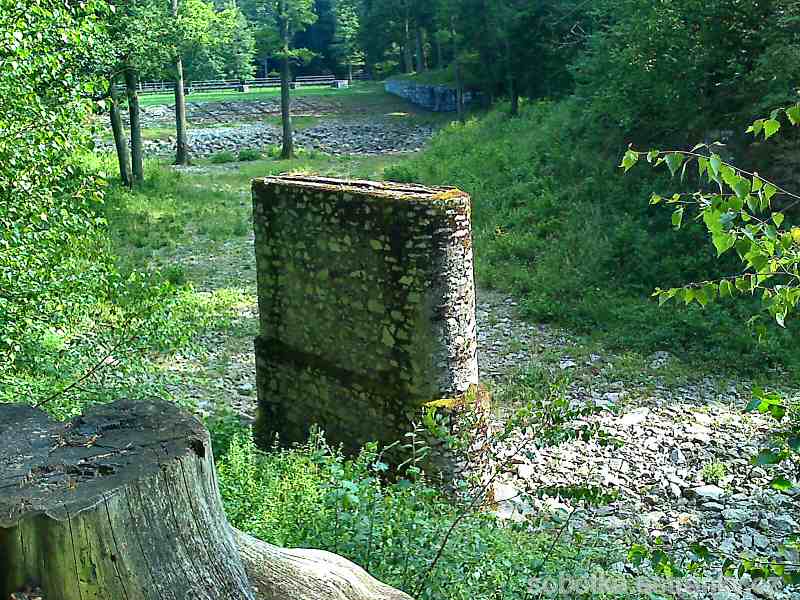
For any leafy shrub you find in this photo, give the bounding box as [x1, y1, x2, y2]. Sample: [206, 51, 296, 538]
[237, 148, 262, 161]
[383, 163, 418, 183]
[215, 427, 617, 600]
[701, 462, 726, 484]
[210, 151, 236, 164]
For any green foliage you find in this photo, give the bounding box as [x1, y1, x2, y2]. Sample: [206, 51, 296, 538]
[215, 428, 616, 600]
[626, 103, 800, 329]
[237, 148, 263, 161]
[397, 102, 800, 374]
[700, 461, 726, 484]
[0, 0, 117, 384]
[181, 1, 258, 81]
[210, 150, 238, 163]
[574, 0, 800, 138]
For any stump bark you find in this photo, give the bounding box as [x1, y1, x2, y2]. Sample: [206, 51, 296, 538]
[0, 400, 412, 600]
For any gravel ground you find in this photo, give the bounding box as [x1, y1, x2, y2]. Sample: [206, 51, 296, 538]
[478, 292, 799, 600]
[96, 118, 436, 157]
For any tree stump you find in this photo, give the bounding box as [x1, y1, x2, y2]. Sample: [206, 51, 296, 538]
[0, 400, 254, 600]
[0, 400, 414, 600]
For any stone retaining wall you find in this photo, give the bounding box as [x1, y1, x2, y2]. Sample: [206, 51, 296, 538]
[252, 176, 478, 453]
[384, 79, 477, 112]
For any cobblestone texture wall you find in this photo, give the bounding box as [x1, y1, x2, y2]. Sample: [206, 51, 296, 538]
[252, 176, 478, 453]
[384, 79, 478, 112]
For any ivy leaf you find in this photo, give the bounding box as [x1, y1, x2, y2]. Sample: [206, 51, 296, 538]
[772, 213, 785, 228]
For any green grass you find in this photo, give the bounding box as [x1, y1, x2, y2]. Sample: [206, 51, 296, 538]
[105, 153, 402, 270]
[138, 81, 389, 107]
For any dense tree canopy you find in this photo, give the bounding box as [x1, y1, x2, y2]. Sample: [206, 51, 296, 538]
[0, 0, 111, 367]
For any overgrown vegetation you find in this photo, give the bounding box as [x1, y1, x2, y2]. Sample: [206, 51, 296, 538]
[390, 102, 800, 376]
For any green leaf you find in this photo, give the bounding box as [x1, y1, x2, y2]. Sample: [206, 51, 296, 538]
[763, 184, 778, 204]
[754, 449, 782, 466]
[786, 104, 800, 126]
[747, 119, 764, 135]
[665, 153, 685, 176]
[712, 232, 735, 256]
[620, 150, 639, 172]
[764, 119, 781, 139]
[733, 179, 751, 199]
[709, 155, 722, 177]
[745, 398, 763, 413]
[772, 213, 785, 228]
[719, 280, 734, 298]
[787, 437, 800, 453]
[672, 207, 684, 229]
[769, 477, 794, 492]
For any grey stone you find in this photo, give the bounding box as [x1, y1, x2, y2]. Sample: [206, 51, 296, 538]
[689, 485, 725, 501]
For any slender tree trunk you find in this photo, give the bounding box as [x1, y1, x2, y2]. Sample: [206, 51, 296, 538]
[415, 28, 426, 73]
[171, 0, 189, 165]
[124, 66, 144, 185]
[436, 36, 443, 69]
[279, 19, 293, 160]
[403, 17, 413, 73]
[348, 60, 353, 84]
[504, 38, 518, 117]
[451, 21, 464, 123]
[108, 78, 132, 187]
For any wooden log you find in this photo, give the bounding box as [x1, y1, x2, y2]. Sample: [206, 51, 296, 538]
[0, 400, 413, 600]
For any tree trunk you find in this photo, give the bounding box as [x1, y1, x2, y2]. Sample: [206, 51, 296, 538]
[451, 22, 465, 123]
[0, 400, 414, 600]
[0, 400, 253, 600]
[415, 28, 426, 73]
[348, 61, 353, 84]
[436, 36, 443, 70]
[504, 39, 518, 117]
[172, 0, 189, 165]
[124, 66, 144, 184]
[403, 17, 413, 73]
[109, 77, 132, 187]
[279, 51, 293, 159]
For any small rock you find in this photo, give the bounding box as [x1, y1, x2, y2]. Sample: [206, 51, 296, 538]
[619, 408, 650, 427]
[670, 447, 687, 465]
[688, 485, 725, 502]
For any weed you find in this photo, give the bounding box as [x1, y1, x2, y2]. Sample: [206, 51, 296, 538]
[237, 148, 262, 161]
[210, 151, 236, 164]
[701, 462, 726, 484]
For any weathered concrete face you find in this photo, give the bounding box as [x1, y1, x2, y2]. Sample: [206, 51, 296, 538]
[252, 176, 478, 453]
